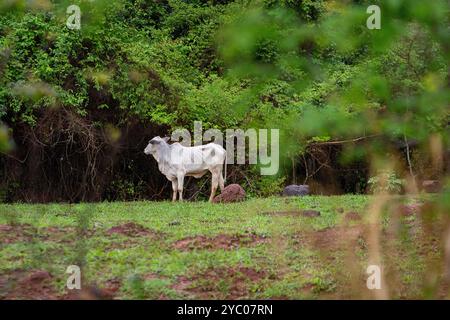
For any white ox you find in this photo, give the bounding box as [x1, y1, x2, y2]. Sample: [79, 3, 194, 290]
[144, 136, 227, 202]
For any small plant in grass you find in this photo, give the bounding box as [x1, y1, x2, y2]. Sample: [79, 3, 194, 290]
[126, 274, 146, 299]
[368, 171, 404, 194]
[1, 206, 19, 225]
[310, 276, 337, 293]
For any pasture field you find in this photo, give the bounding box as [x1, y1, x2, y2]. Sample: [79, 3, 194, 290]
[0, 195, 448, 300]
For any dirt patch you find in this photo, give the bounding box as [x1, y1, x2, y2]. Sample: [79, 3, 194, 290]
[1, 270, 122, 300]
[63, 286, 116, 300]
[268, 295, 290, 300]
[105, 222, 164, 249]
[62, 277, 122, 300]
[105, 238, 144, 250]
[262, 210, 320, 217]
[397, 203, 422, 217]
[41, 226, 85, 243]
[0, 224, 36, 244]
[0, 224, 95, 244]
[344, 211, 362, 221]
[298, 226, 366, 251]
[172, 266, 269, 299]
[302, 210, 321, 217]
[0, 270, 58, 300]
[106, 222, 162, 238]
[262, 210, 302, 216]
[144, 273, 168, 281]
[0, 269, 117, 300]
[173, 232, 267, 251]
[104, 277, 122, 294]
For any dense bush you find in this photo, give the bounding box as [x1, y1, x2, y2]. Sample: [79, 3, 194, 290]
[0, 0, 448, 202]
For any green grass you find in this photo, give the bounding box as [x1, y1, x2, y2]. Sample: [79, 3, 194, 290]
[0, 195, 447, 300]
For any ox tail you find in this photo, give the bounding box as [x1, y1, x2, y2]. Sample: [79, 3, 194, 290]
[223, 151, 227, 185]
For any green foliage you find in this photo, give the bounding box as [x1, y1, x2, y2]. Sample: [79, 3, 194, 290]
[252, 175, 286, 197]
[1, 1, 448, 133]
[0, 0, 448, 199]
[264, 0, 326, 21]
[219, 0, 449, 158]
[108, 178, 146, 201]
[0, 124, 12, 152]
[368, 171, 404, 194]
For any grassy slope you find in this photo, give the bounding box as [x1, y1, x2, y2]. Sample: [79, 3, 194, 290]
[0, 195, 446, 299]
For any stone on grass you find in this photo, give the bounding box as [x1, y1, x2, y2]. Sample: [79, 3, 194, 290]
[282, 185, 310, 197]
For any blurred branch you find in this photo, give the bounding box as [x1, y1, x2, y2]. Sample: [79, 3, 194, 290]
[0, 150, 28, 163]
[309, 134, 381, 146]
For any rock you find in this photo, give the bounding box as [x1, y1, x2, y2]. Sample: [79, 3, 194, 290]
[422, 180, 441, 193]
[213, 184, 246, 203]
[345, 211, 361, 221]
[302, 210, 320, 217]
[282, 185, 310, 197]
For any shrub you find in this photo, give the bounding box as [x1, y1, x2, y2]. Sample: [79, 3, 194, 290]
[367, 171, 404, 194]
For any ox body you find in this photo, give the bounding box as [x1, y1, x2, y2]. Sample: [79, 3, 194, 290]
[144, 136, 227, 202]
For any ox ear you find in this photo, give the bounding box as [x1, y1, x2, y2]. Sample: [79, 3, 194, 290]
[162, 137, 170, 143]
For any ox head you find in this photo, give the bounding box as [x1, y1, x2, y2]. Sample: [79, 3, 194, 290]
[144, 136, 170, 155]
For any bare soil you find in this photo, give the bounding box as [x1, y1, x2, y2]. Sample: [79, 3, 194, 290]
[172, 266, 269, 299]
[173, 232, 267, 251]
[0, 224, 94, 244]
[106, 222, 163, 238]
[344, 211, 362, 221]
[298, 226, 366, 251]
[0, 270, 58, 300]
[261, 210, 320, 217]
[0, 224, 36, 244]
[63, 286, 116, 300]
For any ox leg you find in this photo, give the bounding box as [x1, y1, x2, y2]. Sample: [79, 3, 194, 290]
[219, 173, 225, 192]
[209, 173, 219, 202]
[177, 175, 185, 202]
[171, 179, 178, 202]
